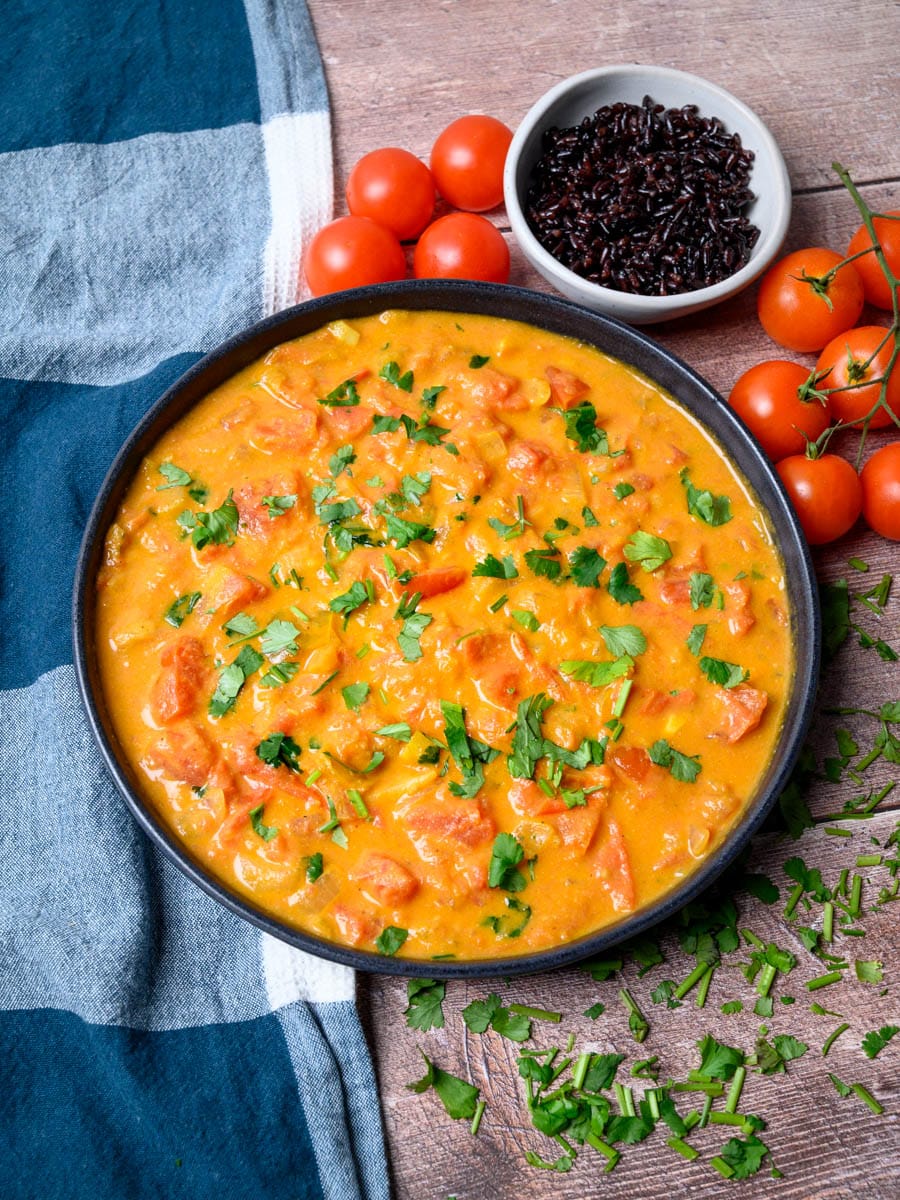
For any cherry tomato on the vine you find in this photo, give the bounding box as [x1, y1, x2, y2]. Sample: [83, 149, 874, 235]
[847, 210, 900, 311]
[860, 442, 900, 540]
[345, 148, 436, 241]
[430, 115, 513, 212]
[757, 248, 864, 352]
[413, 212, 510, 283]
[776, 452, 862, 545]
[815, 325, 900, 429]
[728, 360, 831, 461]
[304, 216, 406, 296]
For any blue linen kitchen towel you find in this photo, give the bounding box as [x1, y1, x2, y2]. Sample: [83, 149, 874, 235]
[0, 3, 391, 1197]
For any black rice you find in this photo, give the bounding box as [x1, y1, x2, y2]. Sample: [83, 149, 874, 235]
[525, 95, 760, 297]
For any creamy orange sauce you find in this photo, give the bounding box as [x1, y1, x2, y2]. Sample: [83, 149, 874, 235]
[96, 309, 792, 960]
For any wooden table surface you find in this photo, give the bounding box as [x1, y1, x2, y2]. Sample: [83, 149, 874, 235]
[307, 2, 899, 1196]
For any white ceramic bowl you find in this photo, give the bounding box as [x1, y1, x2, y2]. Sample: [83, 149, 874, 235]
[504, 65, 792, 325]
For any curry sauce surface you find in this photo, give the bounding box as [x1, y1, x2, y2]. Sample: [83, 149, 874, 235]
[96, 310, 792, 960]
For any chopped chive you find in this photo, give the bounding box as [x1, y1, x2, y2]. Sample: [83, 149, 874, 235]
[851, 1083, 884, 1116]
[824, 826, 853, 837]
[612, 678, 633, 719]
[856, 854, 882, 867]
[508, 1003, 562, 1023]
[667, 1136, 699, 1161]
[848, 557, 869, 572]
[470, 1099, 486, 1136]
[310, 670, 339, 696]
[489, 593, 508, 613]
[305, 769, 322, 786]
[671, 1081, 724, 1096]
[806, 970, 844, 991]
[708, 1112, 747, 1127]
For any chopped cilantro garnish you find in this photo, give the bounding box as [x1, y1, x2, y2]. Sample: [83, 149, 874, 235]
[329, 579, 374, 616]
[223, 611, 258, 641]
[686, 624, 708, 655]
[318, 379, 360, 407]
[375, 722, 412, 741]
[648, 738, 702, 783]
[421, 385, 446, 408]
[560, 656, 633, 688]
[488, 495, 529, 540]
[690, 572, 716, 609]
[399, 413, 457, 452]
[256, 732, 302, 773]
[569, 546, 606, 588]
[862, 1025, 899, 1059]
[405, 979, 446, 1031]
[179, 490, 239, 550]
[469, 354, 490, 369]
[260, 619, 300, 658]
[398, 610, 433, 661]
[562, 401, 615, 455]
[607, 562, 643, 605]
[371, 414, 401, 434]
[379, 361, 414, 391]
[384, 513, 436, 549]
[681, 469, 733, 526]
[261, 661, 299, 688]
[317, 797, 348, 848]
[304, 852, 324, 882]
[407, 1050, 480, 1120]
[164, 591, 202, 628]
[599, 624, 646, 656]
[209, 645, 263, 717]
[249, 804, 278, 841]
[342, 681, 370, 711]
[463, 993, 531, 1042]
[329, 444, 356, 477]
[582, 504, 600, 526]
[524, 548, 562, 581]
[699, 656, 750, 688]
[157, 462, 192, 490]
[473, 553, 518, 579]
[613, 482, 636, 500]
[376, 925, 409, 955]
[512, 609, 540, 632]
[623, 530, 672, 572]
[488, 832, 527, 892]
[441, 700, 498, 797]
[260, 493, 297, 518]
[507, 693, 553, 779]
[399, 471, 431, 507]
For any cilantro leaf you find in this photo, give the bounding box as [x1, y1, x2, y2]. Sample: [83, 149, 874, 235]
[699, 655, 749, 688]
[569, 546, 607, 588]
[512, 609, 540, 632]
[384, 513, 436, 549]
[318, 379, 360, 407]
[689, 572, 715, 609]
[560, 656, 633, 688]
[398, 611, 433, 661]
[718, 1134, 771, 1180]
[209, 645, 263, 717]
[261, 661, 299, 688]
[375, 722, 412, 741]
[329, 579, 374, 616]
[686, 623, 708, 655]
[329, 444, 356, 477]
[462, 993, 531, 1042]
[157, 462, 192, 490]
[405, 979, 446, 1032]
[696, 1034, 745, 1081]
[182, 490, 239, 550]
[583, 1052, 625, 1090]
[371, 414, 401, 434]
[524, 548, 562, 580]
[407, 1051, 480, 1120]
[441, 701, 497, 796]
[508, 693, 553, 779]
[379, 361, 414, 391]
[223, 611, 259, 641]
[607, 562, 643, 605]
[249, 804, 278, 841]
[599, 624, 646, 656]
[399, 413, 457, 451]
[862, 1025, 899, 1059]
[376, 926, 409, 956]
[256, 732, 302, 773]
[399, 471, 431, 507]
[648, 738, 701, 783]
[613, 482, 635, 500]
[624, 530, 672, 572]
[488, 832, 526, 892]
[563, 401, 613, 454]
[260, 619, 300, 658]
[680, 468, 733, 526]
[341, 681, 370, 712]
[260, 493, 297, 518]
[488, 495, 529, 540]
[304, 852, 324, 882]
[469, 354, 490, 369]
[164, 591, 202, 628]
[472, 553, 518, 579]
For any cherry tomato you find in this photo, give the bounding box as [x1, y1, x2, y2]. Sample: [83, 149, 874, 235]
[430, 115, 513, 212]
[757, 248, 864, 352]
[345, 148, 436, 241]
[847, 210, 900, 310]
[776, 453, 862, 545]
[728, 360, 831, 460]
[860, 442, 900, 540]
[413, 212, 510, 283]
[815, 325, 900, 429]
[304, 216, 406, 296]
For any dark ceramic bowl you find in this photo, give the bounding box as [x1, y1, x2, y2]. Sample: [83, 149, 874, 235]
[73, 279, 819, 978]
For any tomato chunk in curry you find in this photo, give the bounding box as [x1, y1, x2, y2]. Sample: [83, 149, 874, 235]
[96, 310, 792, 961]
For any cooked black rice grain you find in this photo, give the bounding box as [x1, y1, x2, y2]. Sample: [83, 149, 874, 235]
[525, 95, 760, 297]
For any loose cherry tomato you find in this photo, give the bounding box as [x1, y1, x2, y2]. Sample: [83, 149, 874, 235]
[304, 216, 406, 296]
[345, 148, 436, 241]
[728, 360, 831, 461]
[847, 210, 900, 310]
[860, 441, 900, 540]
[776, 452, 862, 545]
[815, 325, 900, 429]
[757, 248, 864, 352]
[430, 115, 513, 212]
[413, 212, 510, 283]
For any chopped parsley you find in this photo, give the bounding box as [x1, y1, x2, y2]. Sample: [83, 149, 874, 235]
[256, 732, 302, 773]
[164, 591, 202, 628]
[681, 468, 733, 526]
[318, 378, 360, 407]
[648, 738, 702, 783]
[623, 530, 672, 572]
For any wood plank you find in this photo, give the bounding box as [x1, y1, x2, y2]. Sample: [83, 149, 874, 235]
[309, 0, 900, 196]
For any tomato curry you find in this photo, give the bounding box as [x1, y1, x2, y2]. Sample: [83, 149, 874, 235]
[96, 309, 793, 961]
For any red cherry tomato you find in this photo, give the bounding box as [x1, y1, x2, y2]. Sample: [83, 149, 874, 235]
[304, 216, 406, 296]
[815, 325, 900, 429]
[757, 248, 864, 352]
[847, 210, 900, 310]
[345, 148, 436, 241]
[776, 453, 862, 545]
[413, 212, 510, 283]
[728, 360, 831, 461]
[860, 442, 900, 540]
[430, 115, 513, 212]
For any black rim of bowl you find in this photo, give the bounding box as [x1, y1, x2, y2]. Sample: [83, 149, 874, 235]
[72, 278, 820, 979]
